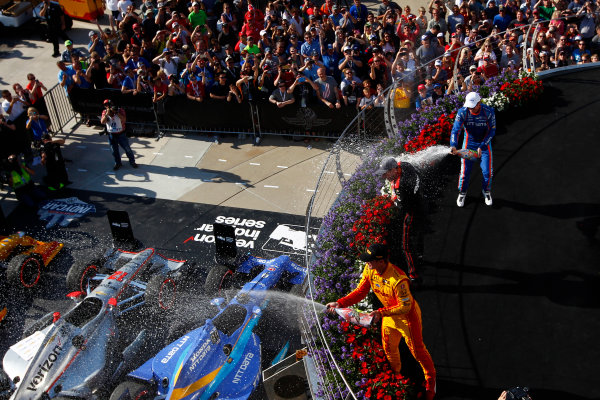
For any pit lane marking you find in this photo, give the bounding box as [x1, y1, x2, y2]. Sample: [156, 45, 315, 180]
[306, 189, 315, 192]
[277, 165, 288, 169]
[218, 159, 227, 162]
[184, 155, 193, 158]
[153, 152, 164, 155]
[324, 171, 334, 174]
[250, 162, 261, 166]
[264, 185, 279, 188]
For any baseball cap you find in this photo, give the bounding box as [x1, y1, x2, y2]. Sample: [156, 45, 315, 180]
[88, 30, 96, 37]
[309, 14, 315, 19]
[124, 66, 132, 72]
[137, 61, 145, 68]
[421, 34, 429, 41]
[433, 83, 441, 89]
[103, 99, 112, 106]
[435, 59, 442, 66]
[437, 32, 443, 38]
[372, 46, 381, 53]
[418, 83, 426, 90]
[172, 21, 179, 27]
[375, 156, 399, 175]
[463, 92, 481, 108]
[327, 43, 333, 49]
[498, 5, 505, 10]
[469, 64, 477, 71]
[265, 47, 272, 53]
[65, 40, 73, 46]
[451, 32, 457, 37]
[359, 243, 388, 262]
[145, 9, 153, 15]
[369, 34, 378, 40]
[278, 81, 286, 86]
[133, 23, 140, 29]
[260, 29, 267, 36]
[225, 55, 234, 61]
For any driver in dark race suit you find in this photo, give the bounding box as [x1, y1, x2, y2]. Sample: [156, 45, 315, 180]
[450, 92, 496, 207]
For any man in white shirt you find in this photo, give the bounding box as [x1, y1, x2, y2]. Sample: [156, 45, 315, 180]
[153, 49, 179, 77]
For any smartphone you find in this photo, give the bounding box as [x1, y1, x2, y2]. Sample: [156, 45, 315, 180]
[299, 77, 306, 82]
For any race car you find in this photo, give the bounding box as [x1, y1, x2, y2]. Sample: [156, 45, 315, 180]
[109, 243, 307, 400]
[0, 232, 64, 289]
[1, 247, 195, 400]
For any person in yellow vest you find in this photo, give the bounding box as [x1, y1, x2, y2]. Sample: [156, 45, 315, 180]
[326, 243, 436, 400]
[6, 154, 47, 208]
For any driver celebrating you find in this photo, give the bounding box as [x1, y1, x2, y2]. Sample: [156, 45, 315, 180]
[326, 243, 436, 400]
[450, 92, 496, 207]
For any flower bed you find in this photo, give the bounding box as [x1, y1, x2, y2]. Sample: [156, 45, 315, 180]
[309, 70, 544, 399]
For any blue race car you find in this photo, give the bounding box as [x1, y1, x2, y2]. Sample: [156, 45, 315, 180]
[110, 252, 307, 400]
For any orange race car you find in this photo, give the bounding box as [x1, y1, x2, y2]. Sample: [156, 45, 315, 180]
[0, 232, 64, 289]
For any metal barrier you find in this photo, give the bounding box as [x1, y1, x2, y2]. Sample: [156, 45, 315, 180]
[42, 84, 77, 135]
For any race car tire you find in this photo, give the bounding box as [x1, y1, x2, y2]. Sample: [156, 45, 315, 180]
[146, 274, 178, 312]
[66, 259, 105, 293]
[7, 253, 44, 289]
[110, 379, 154, 400]
[204, 264, 234, 297]
[22, 311, 54, 338]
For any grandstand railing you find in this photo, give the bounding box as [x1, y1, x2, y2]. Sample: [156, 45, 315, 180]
[301, 15, 594, 399]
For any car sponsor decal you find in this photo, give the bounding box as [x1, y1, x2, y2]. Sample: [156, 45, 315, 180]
[161, 335, 190, 364]
[38, 197, 96, 229]
[232, 352, 254, 384]
[26, 344, 63, 391]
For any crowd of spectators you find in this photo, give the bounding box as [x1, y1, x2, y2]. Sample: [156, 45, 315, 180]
[2, 0, 600, 152]
[37, 0, 599, 114]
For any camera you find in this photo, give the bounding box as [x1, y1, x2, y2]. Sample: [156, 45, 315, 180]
[505, 387, 531, 400]
[298, 77, 306, 83]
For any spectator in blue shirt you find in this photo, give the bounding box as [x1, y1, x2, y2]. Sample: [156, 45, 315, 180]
[349, 0, 368, 31]
[492, 6, 512, 32]
[330, 5, 344, 27]
[88, 31, 106, 58]
[57, 61, 75, 95]
[121, 66, 138, 94]
[61, 40, 84, 65]
[321, 43, 341, 81]
[300, 33, 321, 60]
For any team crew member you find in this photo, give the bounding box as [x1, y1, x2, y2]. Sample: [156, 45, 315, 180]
[326, 243, 436, 400]
[377, 157, 424, 285]
[6, 154, 47, 208]
[100, 99, 138, 170]
[450, 92, 496, 207]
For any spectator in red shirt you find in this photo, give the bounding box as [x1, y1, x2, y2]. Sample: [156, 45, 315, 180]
[477, 57, 499, 78]
[185, 73, 205, 101]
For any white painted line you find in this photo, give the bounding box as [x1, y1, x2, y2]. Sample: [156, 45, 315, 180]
[344, 173, 351, 176]
[218, 159, 227, 162]
[264, 185, 279, 188]
[77, 169, 88, 172]
[76, 145, 87, 149]
[153, 152, 164, 155]
[250, 162, 261, 166]
[184, 155, 193, 158]
[324, 171, 334, 174]
[277, 165, 288, 169]
[306, 189, 315, 192]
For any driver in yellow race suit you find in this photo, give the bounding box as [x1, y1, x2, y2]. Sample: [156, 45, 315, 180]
[326, 243, 436, 400]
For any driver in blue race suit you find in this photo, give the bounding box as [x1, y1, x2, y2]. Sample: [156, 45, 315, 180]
[450, 92, 496, 207]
